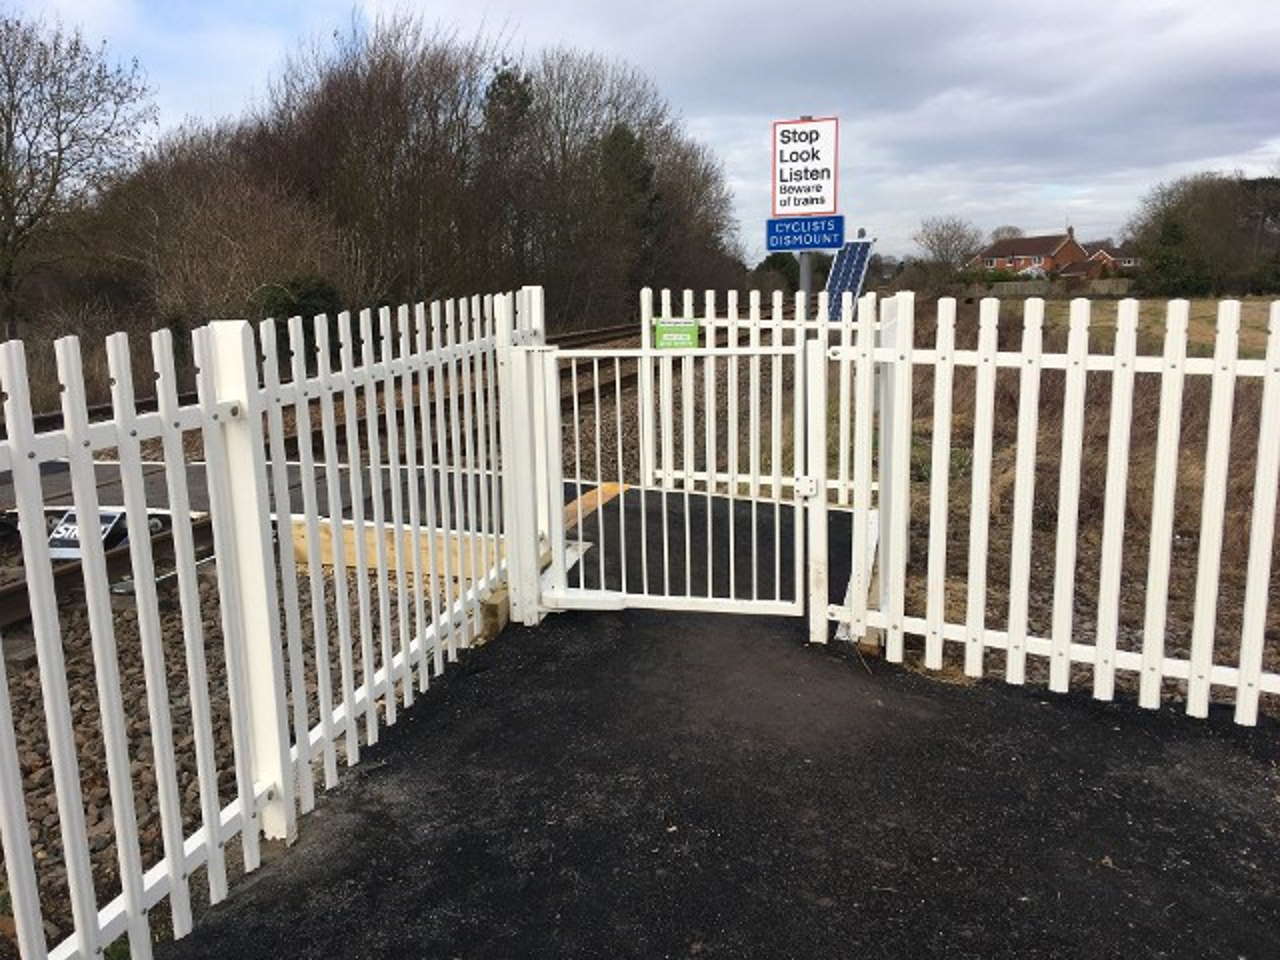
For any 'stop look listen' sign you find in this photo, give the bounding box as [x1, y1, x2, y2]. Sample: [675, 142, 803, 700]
[771, 116, 838, 217]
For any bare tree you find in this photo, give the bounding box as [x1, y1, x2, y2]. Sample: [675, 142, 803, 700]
[0, 14, 153, 338]
[989, 224, 1023, 243]
[913, 216, 984, 271]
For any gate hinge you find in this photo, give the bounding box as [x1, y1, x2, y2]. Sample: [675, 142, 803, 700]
[795, 476, 819, 499]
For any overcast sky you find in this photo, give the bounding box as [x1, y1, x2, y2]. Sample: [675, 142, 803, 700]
[18, 0, 1280, 262]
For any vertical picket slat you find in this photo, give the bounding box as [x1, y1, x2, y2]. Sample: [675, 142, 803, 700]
[885, 293, 914, 662]
[0, 340, 101, 957]
[876, 297, 895, 629]
[258, 321, 316, 814]
[1187, 301, 1239, 718]
[0, 634, 44, 959]
[660, 290, 674, 595]
[616, 356, 628, 595]
[807, 335, 828, 642]
[1049, 300, 1091, 692]
[792, 317, 806, 608]
[963, 300, 999, 676]
[156, 327, 232, 889]
[682, 289, 695, 596]
[287, 317, 339, 786]
[481, 296, 499, 591]
[748, 293, 763, 599]
[457, 300, 482, 613]
[380, 307, 412, 708]
[192, 327, 262, 869]
[1234, 302, 1280, 725]
[727, 290, 740, 599]
[469, 297, 492, 591]
[847, 293, 877, 636]
[361, 309, 396, 723]
[486, 297, 503, 585]
[1093, 300, 1139, 701]
[56, 337, 153, 958]
[640, 287, 656, 487]
[431, 302, 462, 659]
[639, 348, 651, 596]
[151, 330, 230, 892]
[704, 290, 717, 597]
[593, 358, 606, 586]
[1004, 300, 1044, 685]
[475, 298, 497, 590]
[837, 294, 854, 506]
[924, 299, 957, 670]
[315, 317, 360, 762]
[398, 306, 430, 692]
[543, 350, 569, 596]
[418, 302, 448, 675]
[1139, 301, 1189, 709]
[445, 301, 475, 645]
[338, 311, 379, 744]
[106, 333, 194, 935]
[571, 358, 585, 588]
[772, 295, 786, 599]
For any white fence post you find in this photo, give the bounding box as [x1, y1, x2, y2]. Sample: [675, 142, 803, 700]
[525, 287, 551, 544]
[805, 337, 829, 643]
[496, 293, 523, 622]
[503, 335, 545, 625]
[640, 287, 656, 487]
[874, 295, 898, 647]
[208, 320, 297, 843]
[541, 347, 568, 595]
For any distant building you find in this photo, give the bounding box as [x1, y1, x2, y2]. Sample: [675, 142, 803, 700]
[969, 227, 1090, 275]
[1083, 241, 1141, 271]
[1056, 258, 1103, 280]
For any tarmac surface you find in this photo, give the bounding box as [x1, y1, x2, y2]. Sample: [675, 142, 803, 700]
[155, 604, 1280, 958]
[6, 465, 1275, 958]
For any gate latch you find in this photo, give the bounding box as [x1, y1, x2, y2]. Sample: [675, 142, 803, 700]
[795, 476, 819, 499]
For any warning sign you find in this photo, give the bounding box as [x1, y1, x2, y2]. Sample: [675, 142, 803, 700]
[771, 117, 838, 217]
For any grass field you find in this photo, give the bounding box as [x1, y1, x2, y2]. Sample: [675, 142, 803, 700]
[869, 295, 1280, 700]
[1036, 296, 1274, 357]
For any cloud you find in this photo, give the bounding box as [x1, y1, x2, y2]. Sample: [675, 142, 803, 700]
[12, 0, 1280, 260]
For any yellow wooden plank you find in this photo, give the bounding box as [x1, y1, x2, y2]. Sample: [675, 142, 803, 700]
[563, 482, 626, 532]
[291, 518, 501, 580]
[292, 482, 626, 577]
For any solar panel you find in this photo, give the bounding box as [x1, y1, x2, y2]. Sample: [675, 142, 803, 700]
[825, 240, 874, 322]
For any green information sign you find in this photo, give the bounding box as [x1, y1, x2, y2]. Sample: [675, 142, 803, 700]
[653, 321, 700, 349]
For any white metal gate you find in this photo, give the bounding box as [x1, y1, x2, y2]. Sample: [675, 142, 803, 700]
[504, 285, 1279, 727]
[502, 289, 843, 619]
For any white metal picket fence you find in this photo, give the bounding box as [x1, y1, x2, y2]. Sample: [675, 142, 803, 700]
[815, 292, 1280, 725]
[0, 287, 542, 959]
[521, 287, 1279, 728]
[2, 281, 1278, 960]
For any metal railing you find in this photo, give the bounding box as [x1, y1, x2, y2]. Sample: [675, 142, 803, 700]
[0, 287, 542, 958]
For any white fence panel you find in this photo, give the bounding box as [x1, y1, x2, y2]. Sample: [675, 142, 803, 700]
[0, 290, 514, 959]
[829, 294, 1280, 726]
[2, 283, 1278, 960]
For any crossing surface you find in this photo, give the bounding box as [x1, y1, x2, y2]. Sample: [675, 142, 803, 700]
[153, 578, 1280, 959]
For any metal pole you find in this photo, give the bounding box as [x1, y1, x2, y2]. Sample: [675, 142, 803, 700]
[798, 251, 812, 311]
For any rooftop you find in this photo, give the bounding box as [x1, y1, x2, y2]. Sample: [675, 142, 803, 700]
[976, 232, 1073, 259]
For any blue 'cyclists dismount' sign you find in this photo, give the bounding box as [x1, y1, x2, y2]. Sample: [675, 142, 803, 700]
[766, 215, 845, 251]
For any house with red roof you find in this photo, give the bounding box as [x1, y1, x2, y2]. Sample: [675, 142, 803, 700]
[969, 227, 1090, 276]
[1083, 240, 1141, 271]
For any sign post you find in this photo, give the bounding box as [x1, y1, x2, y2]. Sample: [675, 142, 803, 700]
[770, 115, 840, 304]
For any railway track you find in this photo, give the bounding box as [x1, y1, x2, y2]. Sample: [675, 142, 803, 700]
[0, 321, 638, 629]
